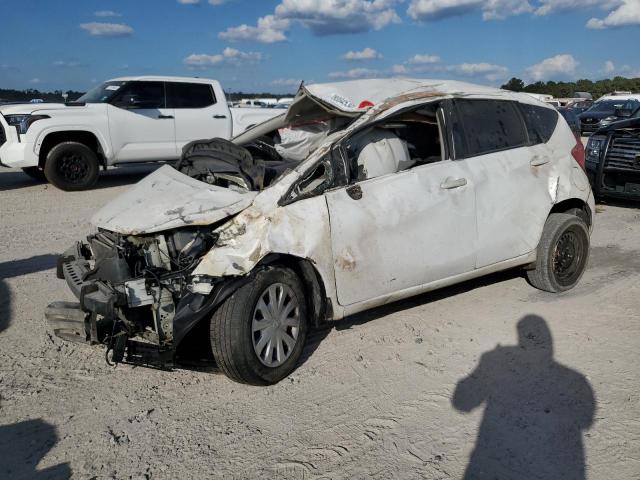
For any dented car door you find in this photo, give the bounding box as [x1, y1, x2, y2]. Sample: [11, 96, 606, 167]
[449, 99, 555, 268]
[325, 156, 476, 307]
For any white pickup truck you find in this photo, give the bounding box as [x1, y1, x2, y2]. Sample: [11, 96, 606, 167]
[0, 76, 282, 190]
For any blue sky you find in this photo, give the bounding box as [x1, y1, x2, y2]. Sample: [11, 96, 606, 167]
[0, 0, 638, 93]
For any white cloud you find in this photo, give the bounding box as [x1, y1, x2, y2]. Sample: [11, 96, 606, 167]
[219, 15, 290, 43]
[342, 47, 382, 61]
[328, 68, 380, 79]
[407, 0, 532, 21]
[535, 0, 621, 16]
[183, 47, 262, 67]
[95, 10, 121, 17]
[445, 62, 509, 80]
[220, 0, 401, 42]
[80, 22, 133, 37]
[29, 78, 41, 85]
[271, 78, 303, 87]
[275, 0, 401, 35]
[605, 60, 616, 73]
[587, 0, 640, 29]
[53, 60, 83, 68]
[408, 53, 441, 64]
[391, 64, 409, 74]
[525, 54, 578, 81]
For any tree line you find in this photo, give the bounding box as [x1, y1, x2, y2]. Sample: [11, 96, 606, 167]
[501, 76, 640, 99]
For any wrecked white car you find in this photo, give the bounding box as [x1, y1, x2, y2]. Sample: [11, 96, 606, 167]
[46, 79, 594, 385]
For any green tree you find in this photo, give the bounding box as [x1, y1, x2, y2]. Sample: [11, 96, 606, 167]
[501, 77, 525, 92]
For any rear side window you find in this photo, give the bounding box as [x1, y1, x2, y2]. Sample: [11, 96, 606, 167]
[454, 100, 527, 158]
[518, 104, 558, 144]
[166, 82, 216, 108]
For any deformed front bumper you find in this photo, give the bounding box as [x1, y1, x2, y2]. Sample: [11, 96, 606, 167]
[46, 240, 251, 368]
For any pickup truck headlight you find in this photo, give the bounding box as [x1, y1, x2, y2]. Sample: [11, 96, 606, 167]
[4, 114, 50, 134]
[599, 116, 616, 127]
[4, 114, 29, 127]
[585, 137, 604, 165]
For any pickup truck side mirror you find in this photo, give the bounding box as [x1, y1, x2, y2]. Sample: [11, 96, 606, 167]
[615, 108, 633, 118]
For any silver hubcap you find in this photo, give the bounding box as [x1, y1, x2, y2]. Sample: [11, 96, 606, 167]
[252, 283, 300, 367]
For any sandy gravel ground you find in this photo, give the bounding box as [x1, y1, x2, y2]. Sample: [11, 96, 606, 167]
[1, 166, 639, 479]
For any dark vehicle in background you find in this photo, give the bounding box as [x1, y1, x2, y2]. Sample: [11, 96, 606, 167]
[579, 98, 640, 136]
[558, 107, 581, 136]
[565, 100, 592, 115]
[586, 116, 640, 201]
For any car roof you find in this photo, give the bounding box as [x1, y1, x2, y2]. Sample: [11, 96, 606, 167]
[301, 78, 549, 114]
[106, 76, 218, 85]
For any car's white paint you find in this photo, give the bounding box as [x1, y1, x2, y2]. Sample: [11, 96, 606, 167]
[0, 76, 279, 168]
[95, 78, 595, 322]
[92, 165, 257, 235]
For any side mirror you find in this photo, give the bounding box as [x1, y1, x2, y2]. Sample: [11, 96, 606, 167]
[615, 108, 633, 118]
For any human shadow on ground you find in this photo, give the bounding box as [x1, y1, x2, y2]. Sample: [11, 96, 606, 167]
[452, 315, 595, 480]
[0, 419, 71, 479]
[0, 254, 58, 334]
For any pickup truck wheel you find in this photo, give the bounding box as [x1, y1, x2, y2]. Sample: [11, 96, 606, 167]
[21, 167, 46, 181]
[210, 267, 308, 385]
[526, 213, 590, 293]
[43, 142, 99, 191]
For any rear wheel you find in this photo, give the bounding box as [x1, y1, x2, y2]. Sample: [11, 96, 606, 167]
[526, 213, 590, 293]
[43, 141, 100, 191]
[210, 267, 308, 385]
[21, 167, 46, 181]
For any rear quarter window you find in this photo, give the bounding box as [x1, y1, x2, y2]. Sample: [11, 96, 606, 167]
[166, 82, 216, 109]
[518, 104, 559, 144]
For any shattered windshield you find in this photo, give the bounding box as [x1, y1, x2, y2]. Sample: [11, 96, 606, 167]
[176, 101, 352, 193]
[77, 81, 127, 103]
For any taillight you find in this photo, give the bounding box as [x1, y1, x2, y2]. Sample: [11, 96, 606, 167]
[571, 132, 586, 171]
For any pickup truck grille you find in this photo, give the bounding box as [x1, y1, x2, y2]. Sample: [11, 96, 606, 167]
[581, 123, 599, 135]
[603, 135, 640, 172]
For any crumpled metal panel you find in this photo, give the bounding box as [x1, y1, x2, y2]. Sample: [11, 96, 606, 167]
[92, 165, 257, 235]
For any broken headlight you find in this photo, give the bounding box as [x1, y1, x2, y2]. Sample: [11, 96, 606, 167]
[166, 228, 218, 270]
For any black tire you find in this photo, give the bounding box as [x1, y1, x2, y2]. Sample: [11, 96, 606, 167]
[21, 167, 46, 181]
[210, 267, 308, 385]
[43, 142, 100, 191]
[526, 213, 590, 293]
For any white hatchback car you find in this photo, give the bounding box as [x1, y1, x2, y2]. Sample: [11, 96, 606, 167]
[47, 79, 594, 385]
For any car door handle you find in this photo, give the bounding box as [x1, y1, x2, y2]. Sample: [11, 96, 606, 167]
[213, 114, 227, 119]
[440, 177, 467, 189]
[157, 115, 174, 119]
[530, 156, 550, 167]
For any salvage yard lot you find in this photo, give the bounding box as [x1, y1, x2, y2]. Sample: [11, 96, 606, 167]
[1, 167, 639, 479]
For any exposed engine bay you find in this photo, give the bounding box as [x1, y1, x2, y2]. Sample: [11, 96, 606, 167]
[48, 226, 222, 367]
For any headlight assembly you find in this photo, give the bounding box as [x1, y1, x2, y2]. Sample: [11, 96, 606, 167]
[4, 114, 50, 134]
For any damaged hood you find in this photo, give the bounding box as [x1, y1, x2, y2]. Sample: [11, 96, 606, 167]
[92, 165, 257, 235]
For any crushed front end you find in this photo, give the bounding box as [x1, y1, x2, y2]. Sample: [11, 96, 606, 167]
[46, 227, 224, 368]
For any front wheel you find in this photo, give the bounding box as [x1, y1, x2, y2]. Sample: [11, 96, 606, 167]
[43, 142, 100, 191]
[210, 267, 308, 385]
[526, 213, 590, 293]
